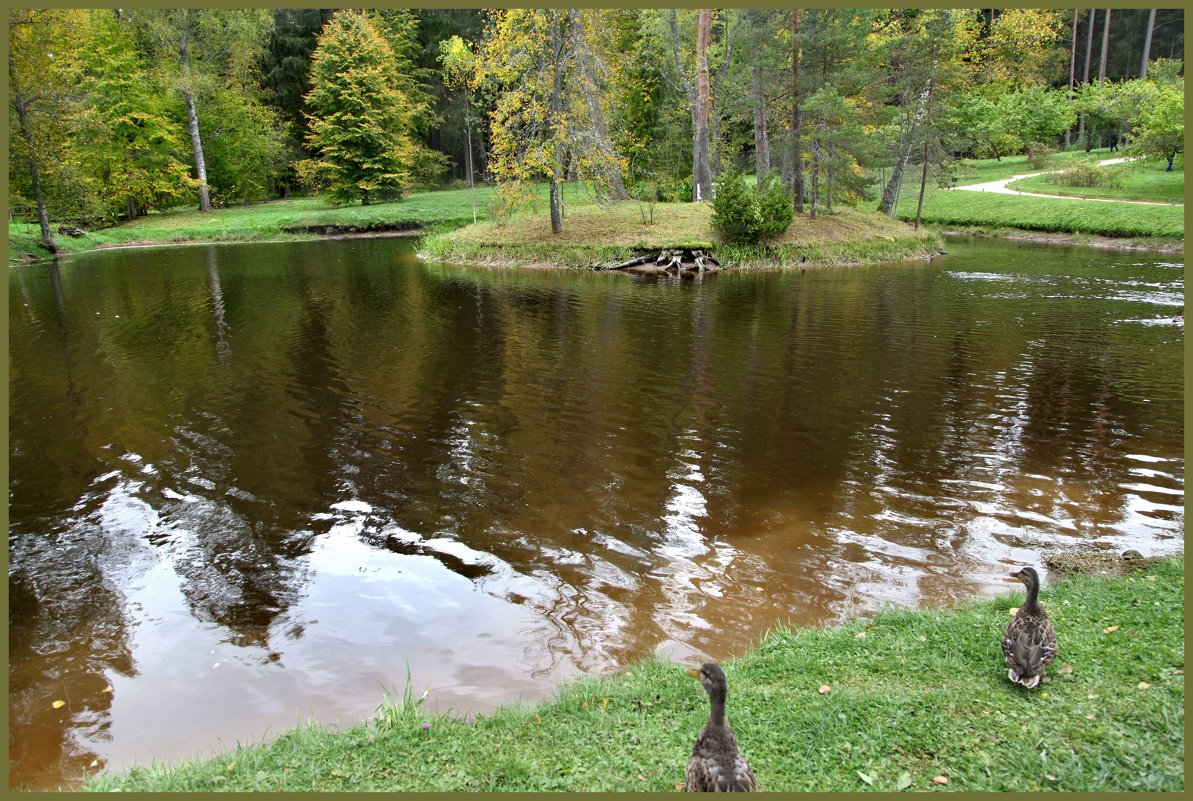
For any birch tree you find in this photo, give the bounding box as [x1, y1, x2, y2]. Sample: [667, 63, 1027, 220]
[8, 9, 86, 250]
[128, 8, 276, 212]
[481, 8, 627, 234]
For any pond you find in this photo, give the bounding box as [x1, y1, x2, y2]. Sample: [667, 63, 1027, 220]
[7, 237, 1183, 789]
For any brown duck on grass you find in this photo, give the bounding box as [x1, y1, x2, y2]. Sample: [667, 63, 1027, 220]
[1002, 566, 1058, 689]
[685, 662, 760, 792]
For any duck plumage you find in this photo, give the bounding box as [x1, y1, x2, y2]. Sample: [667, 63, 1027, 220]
[685, 662, 759, 792]
[1002, 566, 1057, 689]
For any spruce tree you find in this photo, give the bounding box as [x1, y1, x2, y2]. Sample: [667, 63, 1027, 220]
[302, 10, 413, 205]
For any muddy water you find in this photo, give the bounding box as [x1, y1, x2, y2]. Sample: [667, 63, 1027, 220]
[7, 237, 1183, 789]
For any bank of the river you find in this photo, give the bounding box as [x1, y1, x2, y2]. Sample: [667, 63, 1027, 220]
[6, 188, 491, 264]
[421, 202, 942, 269]
[898, 189, 1184, 242]
[892, 150, 1184, 247]
[83, 556, 1183, 793]
[9, 150, 1182, 266]
[939, 228, 1184, 253]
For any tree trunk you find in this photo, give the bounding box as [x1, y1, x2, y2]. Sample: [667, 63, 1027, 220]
[12, 94, 55, 251]
[549, 17, 565, 234]
[1141, 8, 1156, 78]
[752, 65, 770, 178]
[1098, 8, 1111, 83]
[791, 9, 803, 213]
[1078, 8, 1095, 145]
[549, 171, 563, 233]
[825, 166, 833, 213]
[1066, 10, 1078, 147]
[878, 71, 933, 216]
[915, 78, 935, 231]
[693, 8, 713, 201]
[709, 20, 733, 181]
[568, 10, 628, 200]
[464, 97, 476, 224]
[809, 141, 819, 220]
[179, 31, 212, 213]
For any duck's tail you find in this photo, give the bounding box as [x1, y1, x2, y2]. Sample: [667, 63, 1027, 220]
[1007, 668, 1041, 689]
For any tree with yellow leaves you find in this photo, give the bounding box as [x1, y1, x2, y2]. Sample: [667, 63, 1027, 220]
[302, 10, 415, 205]
[480, 8, 627, 234]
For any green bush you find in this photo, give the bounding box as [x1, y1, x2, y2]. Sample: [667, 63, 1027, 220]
[659, 176, 694, 203]
[1045, 162, 1122, 188]
[755, 174, 794, 240]
[710, 169, 760, 242]
[1026, 142, 1053, 170]
[711, 169, 793, 244]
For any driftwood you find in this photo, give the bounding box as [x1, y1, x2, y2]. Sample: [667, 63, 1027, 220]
[600, 248, 719, 274]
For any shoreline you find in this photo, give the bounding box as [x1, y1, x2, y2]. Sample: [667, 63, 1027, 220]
[11, 227, 427, 264]
[940, 228, 1184, 253]
[10, 216, 1183, 270]
[81, 554, 1183, 792]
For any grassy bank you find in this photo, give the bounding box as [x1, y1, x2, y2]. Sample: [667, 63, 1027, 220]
[422, 201, 941, 269]
[84, 556, 1183, 792]
[890, 149, 1184, 244]
[1005, 163, 1185, 204]
[6, 187, 503, 263]
[898, 188, 1184, 240]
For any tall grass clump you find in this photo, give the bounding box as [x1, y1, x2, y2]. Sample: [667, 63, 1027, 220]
[1046, 162, 1123, 189]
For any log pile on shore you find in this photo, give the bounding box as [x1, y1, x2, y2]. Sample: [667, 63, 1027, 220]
[597, 248, 719, 275]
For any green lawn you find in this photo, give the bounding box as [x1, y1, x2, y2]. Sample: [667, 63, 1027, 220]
[7, 188, 492, 261]
[885, 149, 1184, 241]
[949, 148, 1119, 184]
[1006, 162, 1185, 204]
[83, 557, 1183, 793]
[896, 188, 1184, 239]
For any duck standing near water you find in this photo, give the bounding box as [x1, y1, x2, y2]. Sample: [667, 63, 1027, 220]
[1002, 567, 1058, 689]
[685, 662, 760, 792]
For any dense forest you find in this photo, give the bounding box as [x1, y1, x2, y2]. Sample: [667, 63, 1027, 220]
[8, 7, 1185, 246]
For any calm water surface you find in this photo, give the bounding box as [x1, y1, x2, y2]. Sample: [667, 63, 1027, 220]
[7, 237, 1184, 789]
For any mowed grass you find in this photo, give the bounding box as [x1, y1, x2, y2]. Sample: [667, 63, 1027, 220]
[83, 558, 1183, 793]
[423, 201, 940, 268]
[897, 185, 1184, 239]
[1006, 162, 1185, 204]
[947, 148, 1118, 184]
[6, 185, 507, 262]
[893, 149, 1184, 240]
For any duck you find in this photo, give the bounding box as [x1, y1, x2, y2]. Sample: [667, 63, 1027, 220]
[1002, 566, 1057, 689]
[685, 662, 760, 792]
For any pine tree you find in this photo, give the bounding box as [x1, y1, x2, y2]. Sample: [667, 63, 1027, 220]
[302, 10, 414, 205]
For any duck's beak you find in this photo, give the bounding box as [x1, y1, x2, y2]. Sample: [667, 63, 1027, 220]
[687, 668, 701, 680]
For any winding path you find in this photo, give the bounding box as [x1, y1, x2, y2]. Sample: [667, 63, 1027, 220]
[954, 157, 1181, 206]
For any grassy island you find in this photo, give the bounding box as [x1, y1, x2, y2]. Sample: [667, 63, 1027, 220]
[82, 556, 1183, 793]
[421, 201, 942, 270]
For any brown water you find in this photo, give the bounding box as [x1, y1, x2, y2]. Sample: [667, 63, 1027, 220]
[7, 237, 1184, 789]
